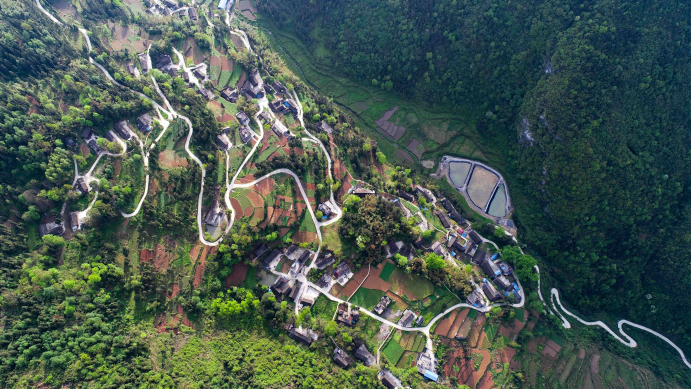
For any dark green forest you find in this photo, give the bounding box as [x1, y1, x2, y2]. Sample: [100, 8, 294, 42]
[257, 0, 691, 350]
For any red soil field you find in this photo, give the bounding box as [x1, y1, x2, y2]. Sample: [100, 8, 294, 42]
[153, 244, 176, 272]
[434, 310, 458, 336]
[166, 283, 180, 298]
[237, 174, 255, 184]
[225, 262, 250, 288]
[292, 231, 318, 243]
[140, 249, 154, 263]
[193, 245, 212, 289]
[230, 198, 242, 214]
[247, 190, 264, 207]
[255, 177, 275, 196]
[189, 243, 203, 265]
[447, 309, 470, 338]
[217, 114, 232, 123]
[243, 206, 253, 218]
[113, 160, 121, 177]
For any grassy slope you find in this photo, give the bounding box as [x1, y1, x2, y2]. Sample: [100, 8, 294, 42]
[254, 18, 508, 173]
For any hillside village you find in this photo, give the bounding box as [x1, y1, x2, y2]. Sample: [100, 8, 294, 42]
[9, 0, 687, 388]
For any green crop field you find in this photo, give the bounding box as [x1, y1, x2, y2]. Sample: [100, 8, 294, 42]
[387, 267, 435, 301]
[349, 288, 385, 310]
[382, 340, 405, 365]
[379, 262, 396, 282]
[209, 65, 221, 81]
[311, 294, 337, 321]
[485, 324, 499, 343]
[297, 208, 317, 232]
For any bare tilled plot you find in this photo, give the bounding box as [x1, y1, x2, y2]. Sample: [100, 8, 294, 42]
[467, 166, 499, 208]
[375, 106, 406, 140]
[406, 138, 425, 159]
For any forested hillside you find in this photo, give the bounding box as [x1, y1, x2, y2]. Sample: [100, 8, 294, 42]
[257, 0, 691, 349]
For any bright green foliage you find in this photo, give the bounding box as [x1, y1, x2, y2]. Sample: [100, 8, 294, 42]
[425, 252, 445, 270]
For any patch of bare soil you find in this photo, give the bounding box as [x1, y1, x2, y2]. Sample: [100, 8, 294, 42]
[153, 244, 175, 272]
[292, 231, 318, 243]
[247, 191, 264, 207]
[193, 246, 212, 289]
[434, 310, 458, 336]
[225, 262, 250, 288]
[189, 243, 203, 265]
[80, 143, 90, 158]
[159, 150, 189, 168]
[140, 249, 154, 264]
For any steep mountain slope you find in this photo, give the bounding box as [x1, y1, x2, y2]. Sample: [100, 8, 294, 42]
[257, 0, 691, 350]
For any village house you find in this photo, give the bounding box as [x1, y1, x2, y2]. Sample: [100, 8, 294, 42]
[317, 202, 332, 218]
[270, 98, 288, 113]
[449, 210, 464, 225]
[315, 251, 335, 270]
[193, 67, 206, 80]
[113, 120, 133, 141]
[480, 256, 501, 279]
[498, 261, 513, 276]
[333, 261, 353, 285]
[271, 121, 284, 138]
[351, 187, 376, 198]
[39, 220, 64, 238]
[215, 133, 232, 150]
[386, 240, 404, 258]
[272, 80, 287, 94]
[398, 190, 415, 202]
[163, 0, 178, 8]
[440, 198, 455, 213]
[221, 88, 238, 103]
[138, 53, 151, 74]
[284, 99, 299, 115]
[333, 348, 352, 369]
[392, 198, 411, 218]
[263, 83, 275, 94]
[398, 310, 416, 327]
[430, 241, 445, 257]
[156, 54, 174, 70]
[81, 126, 93, 140]
[104, 131, 116, 142]
[299, 294, 316, 308]
[87, 139, 100, 153]
[398, 244, 414, 261]
[413, 236, 425, 249]
[204, 185, 224, 227]
[271, 277, 292, 298]
[435, 210, 451, 229]
[494, 275, 514, 292]
[416, 186, 434, 203]
[285, 324, 315, 346]
[316, 120, 333, 134]
[482, 280, 501, 301]
[289, 280, 302, 301]
[466, 288, 485, 307]
[74, 178, 89, 194]
[317, 273, 332, 289]
[285, 244, 298, 258]
[189, 7, 198, 20]
[64, 137, 76, 148]
[198, 87, 215, 101]
[258, 111, 272, 124]
[137, 113, 153, 133]
[236, 111, 250, 126]
[261, 248, 283, 269]
[253, 243, 269, 258]
[468, 230, 483, 245]
[373, 295, 392, 316]
[70, 212, 81, 231]
[380, 370, 402, 389]
[290, 249, 311, 276]
[178, 8, 188, 17]
[337, 307, 360, 327]
[126, 64, 140, 78]
[355, 344, 375, 366]
[239, 126, 252, 144]
[416, 351, 438, 382]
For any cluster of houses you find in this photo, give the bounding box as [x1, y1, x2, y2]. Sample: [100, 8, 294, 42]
[144, 0, 199, 19]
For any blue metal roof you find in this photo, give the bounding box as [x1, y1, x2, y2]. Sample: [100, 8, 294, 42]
[423, 370, 438, 382]
[491, 253, 499, 260]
